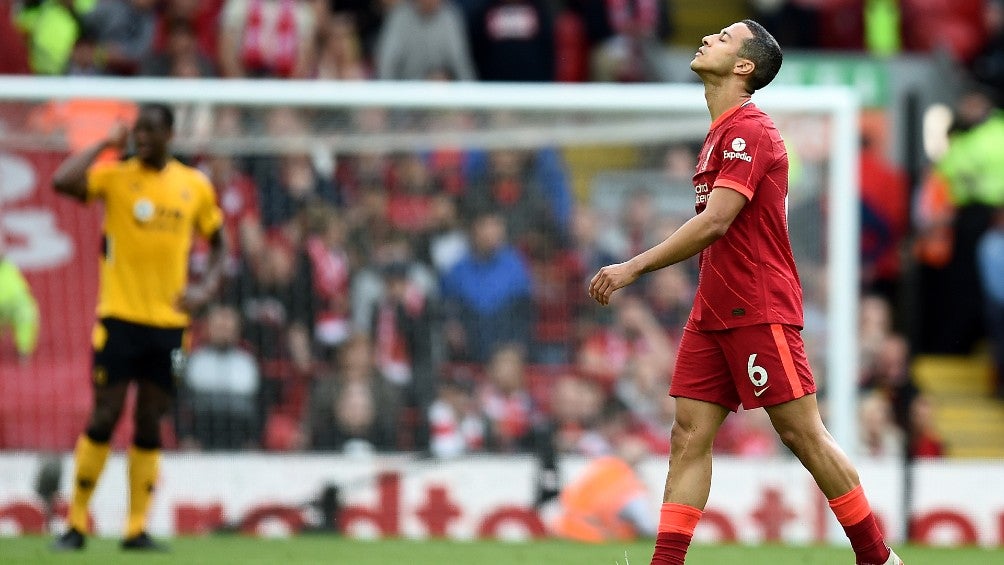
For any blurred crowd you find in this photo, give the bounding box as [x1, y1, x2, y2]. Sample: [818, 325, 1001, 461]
[2, 0, 1001, 85]
[12, 0, 1004, 463]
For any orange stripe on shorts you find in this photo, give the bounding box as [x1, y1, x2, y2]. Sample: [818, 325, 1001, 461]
[770, 324, 804, 397]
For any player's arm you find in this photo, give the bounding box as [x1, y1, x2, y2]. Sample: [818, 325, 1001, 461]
[588, 187, 747, 305]
[177, 229, 229, 314]
[52, 123, 128, 201]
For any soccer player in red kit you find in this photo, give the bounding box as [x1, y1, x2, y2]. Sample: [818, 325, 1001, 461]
[588, 20, 904, 565]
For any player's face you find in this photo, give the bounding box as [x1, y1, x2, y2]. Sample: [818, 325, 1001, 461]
[690, 22, 753, 76]
[133, 110, 173, 163]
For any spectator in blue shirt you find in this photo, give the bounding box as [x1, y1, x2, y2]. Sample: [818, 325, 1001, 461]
[442, 210, 533, 362]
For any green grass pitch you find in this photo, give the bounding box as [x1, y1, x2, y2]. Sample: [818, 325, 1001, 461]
[1, 536, 1001, 564]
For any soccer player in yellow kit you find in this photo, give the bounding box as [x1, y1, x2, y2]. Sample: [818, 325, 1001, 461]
[50, 104, 227, 551]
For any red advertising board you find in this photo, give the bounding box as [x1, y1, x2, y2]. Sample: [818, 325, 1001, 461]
[0, 150, 101, 449]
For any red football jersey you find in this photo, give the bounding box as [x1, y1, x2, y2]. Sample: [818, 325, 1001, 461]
[686, 102, 803, 331]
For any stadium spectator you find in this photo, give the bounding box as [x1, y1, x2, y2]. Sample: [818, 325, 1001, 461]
[375, 0, 477, 81]
[602, 186, 662, 259]
[0, 3, 31, 74]
[218, 0, 317, 78]
[196, 150, 267, 275]
[224, 239, 315, 409]
[427, 374, 489, 458]
[0, 255, 40, 360]
[350, 232, 439, 335]
[334, 107, 393, 204]
[858, 293, 894, 387]
[427, 145, 467, 199]
[635, 389, 675, 455]
[568, 207, 620, 290]
[77, 0, 158, 75]
[858, 331, 946, 458]
[306, 334, 402, 452]
[901, 0, 986, 64]
[386, 153, 439, 234]
[549, 374, 606, 454]
[312, 13, 370, 79]
[859, 133, 909, 305]
[576, 294, 673, 392]
[908, 395, 945, 458]
[915, 86, 1004, 355]
[747, 0, 821, 49]
[141, 18, 216, 77]
[549, 434, 657, 542]
[301, 205, 353, 354]
[662, 142, 699, 184]
[343, 185, 394, 263]
[462, 148, 561, 252]
[178, 304, 262, 450]
[370, 259, 438, 445]
[64, 28, 103, 75]
[577, 0, 673, 82]
[422, 194, 470, 274]
[971, 0, 1004, 105]
[250, 107, 340, 228]
[977, 208, 1004, 398]
[641, 265, 693, 339]
[857, 391, 904, 459]
[13, 0, 95, 75]
[462, 120, 574, 232]
[614, 355, 671, 450]
[477, 343, 539, 452]
[263, 153, 341, 228]
[441, 210, 533, 362]
[468, 0, 555, 82]
[327, 0, 391, 62]
[152, 0, 224, 64]
[525, 230, 583, 365]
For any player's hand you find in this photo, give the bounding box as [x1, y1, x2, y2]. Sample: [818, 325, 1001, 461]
[588, 261, 641, 306]
[105, 122, 129, 151]
[176, 284, 213, 314]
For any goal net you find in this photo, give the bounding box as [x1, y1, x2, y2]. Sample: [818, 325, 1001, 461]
[0, 77, 861, 540]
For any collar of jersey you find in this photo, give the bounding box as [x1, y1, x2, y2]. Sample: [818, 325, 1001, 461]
[129, 156, 177, 172]
[710, 99, 753, 131]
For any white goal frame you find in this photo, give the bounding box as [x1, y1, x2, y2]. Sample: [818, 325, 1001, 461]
[0, 77, 860, 456]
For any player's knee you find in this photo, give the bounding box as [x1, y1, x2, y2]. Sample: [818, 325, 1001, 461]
[670, 419, 713, 457]
[85, 405, 123, 442]
[132, 417, 161, 450]
[775, 425, 819, 456]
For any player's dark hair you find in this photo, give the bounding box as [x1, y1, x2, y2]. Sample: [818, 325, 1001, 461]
[140, 103, 175, 130]
[738, 19, 782, 94]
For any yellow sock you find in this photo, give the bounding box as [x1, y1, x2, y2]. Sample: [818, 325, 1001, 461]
[125, 446, 160, 538]
[68, 435, 111, 533]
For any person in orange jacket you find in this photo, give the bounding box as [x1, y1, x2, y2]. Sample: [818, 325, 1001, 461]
[550, 434, 656, 542]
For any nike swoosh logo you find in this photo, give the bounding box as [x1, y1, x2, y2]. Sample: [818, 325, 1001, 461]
[754, 386, 770, 397]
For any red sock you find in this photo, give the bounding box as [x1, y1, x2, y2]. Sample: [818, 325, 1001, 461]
[828, 485, 891, 565]
[651, 503, 702, 565]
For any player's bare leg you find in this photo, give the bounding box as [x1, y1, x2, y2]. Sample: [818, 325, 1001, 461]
[766, 394, 901, 564]
[764, 395, 857, 496]
[52, 381, 130, 550]
[121, 380, 172, 551]
[651, 398, 729, 565]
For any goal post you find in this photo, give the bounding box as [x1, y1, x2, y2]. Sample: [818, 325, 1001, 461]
[0, 76, 859, 457]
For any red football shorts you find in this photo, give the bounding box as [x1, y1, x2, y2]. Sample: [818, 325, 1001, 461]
[669, 323, 817, 411]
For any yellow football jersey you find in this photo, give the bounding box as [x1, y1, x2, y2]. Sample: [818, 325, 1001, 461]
[86, 157, 223, 328]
